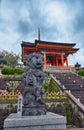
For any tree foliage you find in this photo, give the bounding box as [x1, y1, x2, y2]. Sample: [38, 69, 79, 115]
[77, 69, 84, 77]
[43, 78, 60, 93]
[0, 50, 20, 67]
[1, 67, 25, 75]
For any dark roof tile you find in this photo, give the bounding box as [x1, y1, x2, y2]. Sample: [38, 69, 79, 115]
[21, 41, 35, 47]
[35, 40, 76, 46]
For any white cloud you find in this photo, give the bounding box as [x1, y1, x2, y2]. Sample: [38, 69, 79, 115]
[0, 0, 84, 66]
[39, 0, 81, 41]
[0, 30, 19, 52]
[0, 0, 31, 24]
[69, 48, 84, 67]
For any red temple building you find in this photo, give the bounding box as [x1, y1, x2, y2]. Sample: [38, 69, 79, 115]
[21, 40, 79, 69]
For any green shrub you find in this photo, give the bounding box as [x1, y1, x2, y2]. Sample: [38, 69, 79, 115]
[1, 67, 25, 75]
[77, 69, 84, 77]
[48, 79, 60, 93]
[13, 68, 25, 74]
[43, 83, 49, 92]
[66, 104, 72, 125]
[1, 67, 13, 75]
[43, 78, 60, 93]
[43, 70, 50, 76]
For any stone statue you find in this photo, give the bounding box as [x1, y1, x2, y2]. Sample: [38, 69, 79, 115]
[25, 53, 44, 69]
[22, 53, 47, 116]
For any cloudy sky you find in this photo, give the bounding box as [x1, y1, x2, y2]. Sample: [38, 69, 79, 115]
[0, 0, 84, 66]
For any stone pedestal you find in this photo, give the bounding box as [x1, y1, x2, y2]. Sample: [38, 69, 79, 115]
[4, 112, 66, 130]
[22, 105, 46, 116]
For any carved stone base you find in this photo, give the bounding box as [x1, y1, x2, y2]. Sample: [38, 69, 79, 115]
[22, 105, 46, 116]
[4, 112, 66, 130]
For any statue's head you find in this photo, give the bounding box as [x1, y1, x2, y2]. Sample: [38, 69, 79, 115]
[25, 53, 44, 69]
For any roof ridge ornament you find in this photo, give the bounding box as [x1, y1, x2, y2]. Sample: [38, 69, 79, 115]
[38, 28, 40, 41]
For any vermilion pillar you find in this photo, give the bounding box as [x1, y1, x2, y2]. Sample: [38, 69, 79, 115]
[66, 57, 68, 67]
[53, 56, 56, 66]
[44, 52, 46, 70]
[61, 54, 64, 67]
[55, 55, 58, 66]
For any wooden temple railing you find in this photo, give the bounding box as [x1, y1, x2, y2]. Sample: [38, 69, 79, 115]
[50, 74, 84, 120]
[65, 90, 84, 115]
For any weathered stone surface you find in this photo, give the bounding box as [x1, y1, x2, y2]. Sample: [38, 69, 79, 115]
[4, 112, 66, 130]
[22, 53, 47, 116]
[25, 53, 44, 69]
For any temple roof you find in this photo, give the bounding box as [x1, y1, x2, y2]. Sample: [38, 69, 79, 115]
[21, 40, 79, 55]
[21, 40, 77, 47]
[35, 40, 76, 47]
[21, 41, 35, 47]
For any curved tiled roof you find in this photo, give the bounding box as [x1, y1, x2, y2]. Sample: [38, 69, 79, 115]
[21, 39, 79, 55]
[21, 40, 77, 47]
[35, 40, 76, 46]
[21, 41, 35, 47]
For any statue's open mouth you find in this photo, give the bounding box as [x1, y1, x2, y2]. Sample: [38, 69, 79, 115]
[28, 81, 33, 86]
[37, 63, 42, 66]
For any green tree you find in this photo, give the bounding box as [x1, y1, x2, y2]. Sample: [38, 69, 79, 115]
[0, 50, 20, 67]
[48, 78, 60, 93]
